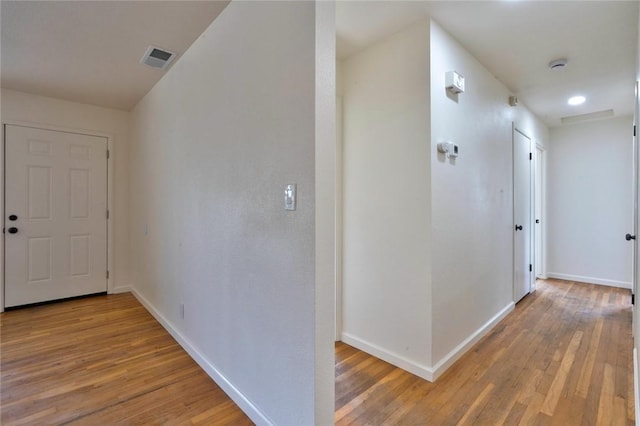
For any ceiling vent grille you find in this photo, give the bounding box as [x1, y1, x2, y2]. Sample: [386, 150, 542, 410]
[561, 109, 614, 125]
[140, 46, 176, 70]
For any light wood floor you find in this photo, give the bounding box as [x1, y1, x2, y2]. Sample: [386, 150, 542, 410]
[336, 279, 635, 425]
[1, 279, 634, 425]
[0, 293, 252, 425]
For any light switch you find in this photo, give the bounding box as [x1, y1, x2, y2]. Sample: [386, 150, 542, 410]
[285, 184, 297, 211]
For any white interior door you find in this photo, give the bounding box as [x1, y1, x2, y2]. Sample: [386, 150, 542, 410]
[514, 128, 532, 302]
[534, 146, 544, 278]
[5, 125, 108, 307]
[633, 81, 639, 323]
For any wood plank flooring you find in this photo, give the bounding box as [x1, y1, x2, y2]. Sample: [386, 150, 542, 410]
[335, 279, 635, 425]
[1, 279, 634, 425]
[0, 293, 252, 425]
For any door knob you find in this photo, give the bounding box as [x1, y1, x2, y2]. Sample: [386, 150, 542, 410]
[7, 227, 18, 234]
[626, 233, 636, 241]
[515, 225, 523, 231]
[8, 215, 17, 221]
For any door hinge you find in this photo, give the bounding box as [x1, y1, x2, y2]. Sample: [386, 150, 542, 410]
[106, 149, 110, 159]
[106, 209, 110, 220]
[634, 125, 637, 137]
[106, 271, 110, 279]
[529, 152, 532, 160]
[529, 264, 532, 272]
[632, 294, 635, 305]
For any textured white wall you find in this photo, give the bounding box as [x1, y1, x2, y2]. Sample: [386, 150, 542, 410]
[0, 89, 131, 300]
[128, 2, 329, 424]
[429, 20, 548, 368]
[547, 116, 633, 288]
[340, 18, 549, 381]
[342, 22, 433, 373]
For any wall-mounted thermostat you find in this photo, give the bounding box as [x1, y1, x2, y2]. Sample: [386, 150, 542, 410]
[437, 142, 459, 158]
[445, 71, 465, 94]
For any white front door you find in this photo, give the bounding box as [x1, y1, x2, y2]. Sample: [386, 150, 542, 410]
[4, 125, 108, 307]
[514, 128, 532, 302]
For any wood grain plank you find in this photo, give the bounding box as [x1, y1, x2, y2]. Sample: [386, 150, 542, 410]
[0, 294, 252, 425]
[540, 330, 583, 415]
[334, 279, 634, 425]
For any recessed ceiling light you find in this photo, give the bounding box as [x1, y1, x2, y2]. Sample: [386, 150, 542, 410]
[568, 96, 586, 106]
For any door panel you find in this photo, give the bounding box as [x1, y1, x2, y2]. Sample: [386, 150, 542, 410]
[514, 128, 532, 302]
[5, 125, 108, 307]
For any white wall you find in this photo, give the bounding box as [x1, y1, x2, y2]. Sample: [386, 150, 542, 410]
[429, 20, 548, 370]
[341, 22, 433, 374]
[0, 89, 131, 302]
[128, 2, 333, 425]
[547, 116, 634, 288]
[340, 18, 549, 381]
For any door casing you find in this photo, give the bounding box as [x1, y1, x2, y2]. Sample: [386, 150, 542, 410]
[513, 126, 534, 302]
[1, 121, 116, 312]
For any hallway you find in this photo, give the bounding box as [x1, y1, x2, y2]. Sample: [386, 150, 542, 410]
[335, 279, 634, 425]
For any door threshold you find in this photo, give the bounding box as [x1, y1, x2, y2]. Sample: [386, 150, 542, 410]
[4, 292, 108, 311]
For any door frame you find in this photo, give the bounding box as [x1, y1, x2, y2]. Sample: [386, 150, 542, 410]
[534, 143, 547, 280]
[513, 125, 535, 301]
[1, 121, 115, 312]
[335, 95, 344, 341]
[633, 81, 639, 340]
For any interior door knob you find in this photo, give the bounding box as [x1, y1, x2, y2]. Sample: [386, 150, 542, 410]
[7, 227, 18, 234]
[626, 233, 636, 241]
[515, 225, 523, 231]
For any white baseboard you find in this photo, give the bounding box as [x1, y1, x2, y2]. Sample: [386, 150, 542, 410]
[130, 288, 273, 426]
[341, 332, 435, 382]
[635, 348, 639, 426]
[547, 272, 632, 290]
[110, 286, 131, 294]
[430, 301, 515, 380]
[342, 302, 515, 383]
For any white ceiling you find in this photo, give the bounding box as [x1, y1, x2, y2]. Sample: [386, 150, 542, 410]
[337, 1, 639, 128]
[1, 1, 229, 111]
[1, 1, 637, 126]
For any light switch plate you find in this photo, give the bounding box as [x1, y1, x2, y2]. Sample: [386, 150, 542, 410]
[285, 184, 297, 211]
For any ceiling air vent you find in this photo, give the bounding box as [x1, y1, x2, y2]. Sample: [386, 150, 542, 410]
[140, 46, 176, 70]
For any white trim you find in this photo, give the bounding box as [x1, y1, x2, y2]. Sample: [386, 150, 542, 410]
[634, 348, 639, 426]
[341, 332, 435, 382]
[547, 272, 632, 289]
[534, 143, 547, 281]
[0, 125, 5, 312]
[130, 287, 273, 426]
[342, 302, 515, 383]
[430, 301, 515, 380]
[1, 120, 116, 309]
[335, 95, 343, 342]
[110, 286, 131, 294]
